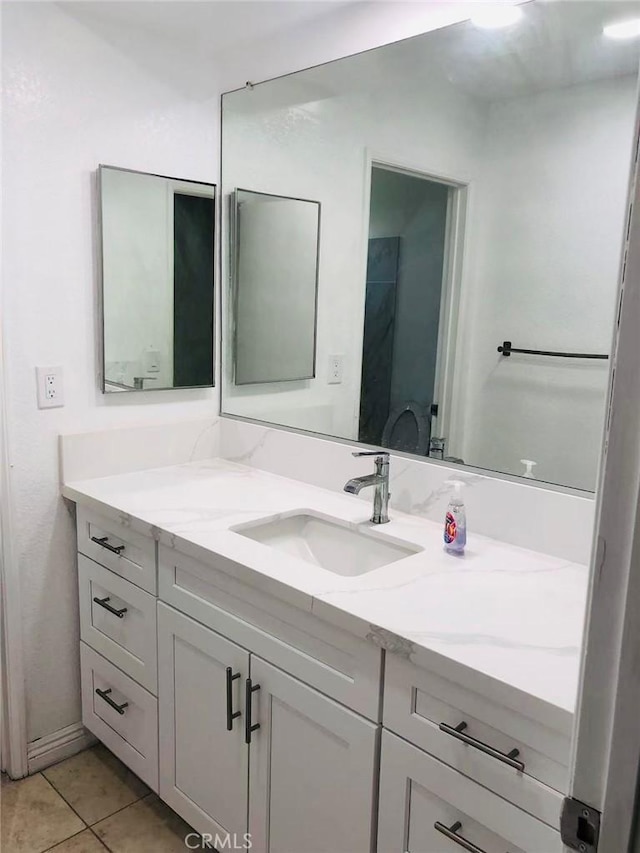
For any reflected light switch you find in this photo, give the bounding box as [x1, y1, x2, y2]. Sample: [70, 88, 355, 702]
[143, 347, 160, 373]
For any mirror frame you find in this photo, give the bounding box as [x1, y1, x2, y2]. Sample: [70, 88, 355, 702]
[97, 163, 217, 394]
[230, 187, 321, 386]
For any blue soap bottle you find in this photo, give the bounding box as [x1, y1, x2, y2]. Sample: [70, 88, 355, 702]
[444, 480, 466, 555]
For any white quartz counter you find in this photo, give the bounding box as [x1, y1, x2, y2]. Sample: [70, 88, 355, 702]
[63, 458, 588, 726]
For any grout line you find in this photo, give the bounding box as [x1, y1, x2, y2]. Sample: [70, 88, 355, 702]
[88, 796, 153, 828]
[42, 746, 151, 829]
[41, 772, 90, 829]
[42, 827, 90, 852]
[88, 825, 111, 852]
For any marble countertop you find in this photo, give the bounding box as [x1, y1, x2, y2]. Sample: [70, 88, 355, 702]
[63, 458, 588, 729]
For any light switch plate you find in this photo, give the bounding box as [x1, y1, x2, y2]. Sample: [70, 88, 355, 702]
[36, 366, 64, 409]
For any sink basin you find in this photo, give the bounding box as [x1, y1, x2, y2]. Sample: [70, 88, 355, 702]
[232, 512, 421, 576]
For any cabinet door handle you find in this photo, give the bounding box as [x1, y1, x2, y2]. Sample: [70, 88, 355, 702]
[95, 687, 128, 715]
[226, 667, 241, 731]
[439, 721, 525, 772]
[245, 678, 261, 744]
[434, 821, 489, 853]
[93, 596, 128, 618]
[91, 536, 125, 555]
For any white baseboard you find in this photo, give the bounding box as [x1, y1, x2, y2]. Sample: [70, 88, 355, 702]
[27, 722, 96, 774]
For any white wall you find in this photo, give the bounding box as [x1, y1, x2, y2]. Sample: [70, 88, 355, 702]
[1, 1, 219, 743]
[456, 76, 638, 490]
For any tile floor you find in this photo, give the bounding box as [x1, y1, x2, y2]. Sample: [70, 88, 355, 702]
[1, 744, 197, 852]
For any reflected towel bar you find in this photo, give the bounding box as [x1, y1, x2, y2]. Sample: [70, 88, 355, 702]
[497, 340, 608, 360]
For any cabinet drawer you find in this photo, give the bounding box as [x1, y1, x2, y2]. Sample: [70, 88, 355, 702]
[80, 642, 158, 791]
[77, 507, 156, 594]
[384, 656, 569, 828]
[158, 545, 381, 720]
[378, 731, 562, 853]
[79, 555, 157, 693]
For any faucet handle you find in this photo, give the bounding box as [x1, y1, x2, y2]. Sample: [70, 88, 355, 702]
[352, 450, 390, 458]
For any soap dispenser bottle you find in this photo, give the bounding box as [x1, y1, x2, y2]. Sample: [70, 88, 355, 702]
[444, 480, 466, 555]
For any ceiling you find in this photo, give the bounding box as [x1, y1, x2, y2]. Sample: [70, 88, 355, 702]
[57, 1, 355, 58]
[56, 0, 358, 96]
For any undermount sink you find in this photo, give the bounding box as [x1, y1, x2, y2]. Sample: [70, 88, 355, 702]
[232, 511, 421, 576]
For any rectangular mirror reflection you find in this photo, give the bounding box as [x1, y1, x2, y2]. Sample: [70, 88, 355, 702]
[233, 189, 320, 385]
[100, 165, 215, 392]
[221, 1, 640, 491]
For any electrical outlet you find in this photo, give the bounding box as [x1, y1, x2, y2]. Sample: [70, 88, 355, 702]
[327, 354, 344, 384]
[36, 366, 64, 409]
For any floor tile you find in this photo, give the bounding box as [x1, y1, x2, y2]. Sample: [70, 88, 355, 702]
[43, 744, 149, 825]
[45, 829, 109, 852]
[0, 773, 85, 853]
[92, 794, 195, 853]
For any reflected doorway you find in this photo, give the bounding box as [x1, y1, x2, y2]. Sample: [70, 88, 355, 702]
[358, 164, 464, 458]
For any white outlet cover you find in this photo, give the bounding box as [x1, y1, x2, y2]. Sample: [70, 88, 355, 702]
[36, 365, 64, 409]
[327, 354, 344, 385]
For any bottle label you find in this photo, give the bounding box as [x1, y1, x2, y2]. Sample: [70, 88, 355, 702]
[444, 511, 457, 544]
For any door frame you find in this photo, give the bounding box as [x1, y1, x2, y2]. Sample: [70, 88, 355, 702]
[568, 92, 640, 851]
[0, 321, 28, 778]
[356, 150, 469, 449]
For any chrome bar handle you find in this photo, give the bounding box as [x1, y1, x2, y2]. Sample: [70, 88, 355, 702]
[95, 687, 128, 715]
[351, 451, 390, 459]
[434, 821, 487, 853]
[91, 536, 125, 556]
[245, 678, 261, 744]
[439, 721, 525, 772]
[93, 596, 127, 619]
[226, 667, 241, 731]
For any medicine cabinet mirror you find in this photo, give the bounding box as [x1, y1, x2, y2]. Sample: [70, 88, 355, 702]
[221, 0, 640, 492]
[232, 189, 320, 385]
[99, 165, 215, 392]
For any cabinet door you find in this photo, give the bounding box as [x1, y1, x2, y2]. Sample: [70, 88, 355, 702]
[377, 731, 562, 853]
[248, 657, 378, 853]
[158, 603, 249, 842]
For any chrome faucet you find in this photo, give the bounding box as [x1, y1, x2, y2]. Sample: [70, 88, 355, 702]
[344, 451, 390, 524]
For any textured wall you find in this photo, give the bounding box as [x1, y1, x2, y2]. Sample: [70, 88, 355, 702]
[1, 1, 218, 741]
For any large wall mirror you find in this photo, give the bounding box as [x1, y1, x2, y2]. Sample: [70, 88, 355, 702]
[100, 165, 215, 392]
[221, 1, 640, 492]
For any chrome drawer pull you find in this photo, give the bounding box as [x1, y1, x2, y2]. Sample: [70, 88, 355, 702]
[91, 536, 125, 555]
[95, 687, 128, 715]
[93, 596, 127, 618]
[245, 678, 261, 744]
[226, 667, 241, 731]
[434, 821, 487, 853]
[439, 721, 525, 772]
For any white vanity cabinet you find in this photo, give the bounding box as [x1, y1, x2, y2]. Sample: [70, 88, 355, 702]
[157, 603, 249, 843]
[377, 731, 563, 853]
[157, 603, 378, 853]
[248, 657, 378, 853]
[76, 508, 160, 791]
[73, 504, 571, 853]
